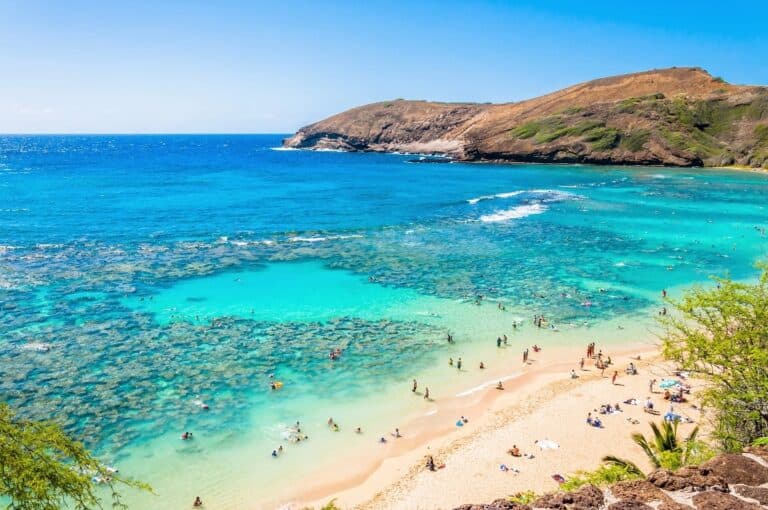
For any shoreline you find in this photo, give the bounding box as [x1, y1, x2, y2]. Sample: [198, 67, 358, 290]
[280, 339, 675, 509]
[279, 146, 767, 174]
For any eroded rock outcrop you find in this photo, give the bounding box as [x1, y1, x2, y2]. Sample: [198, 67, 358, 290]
[453, 447, 768, 510]
[285, 67, 768, 169]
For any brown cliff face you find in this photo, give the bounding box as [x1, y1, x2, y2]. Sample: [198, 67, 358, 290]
[283, 68, 768, 168]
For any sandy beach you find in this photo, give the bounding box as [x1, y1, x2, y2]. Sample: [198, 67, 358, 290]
[289, 343, 704, 510]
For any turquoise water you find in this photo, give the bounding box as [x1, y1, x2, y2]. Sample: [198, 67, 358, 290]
[1, 135, 768, 507]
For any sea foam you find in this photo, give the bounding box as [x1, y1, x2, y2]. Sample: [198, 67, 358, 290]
[480, 203, 548, 223]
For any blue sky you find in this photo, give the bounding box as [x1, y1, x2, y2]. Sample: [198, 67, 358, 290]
[1, 0, 766, 133]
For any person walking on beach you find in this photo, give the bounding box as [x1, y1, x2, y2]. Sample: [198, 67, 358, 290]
[412, 379, 417, 393]
[649, 378, 657, 393]
[612, 371, 618, 385]
[497, 337, 502, 348]
[579, 357, 585, 370]
[503, 334, 508, 345]
[449, 357, 453, 367]
[523, 348, 529, 363]
[424, 387, 430, 400]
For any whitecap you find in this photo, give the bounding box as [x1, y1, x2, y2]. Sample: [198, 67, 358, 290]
[480, 204, 548, 223]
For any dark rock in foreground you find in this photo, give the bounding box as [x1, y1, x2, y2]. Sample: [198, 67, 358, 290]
[453, 447, 768, 509]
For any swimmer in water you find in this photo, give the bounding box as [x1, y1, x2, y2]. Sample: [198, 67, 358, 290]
[479, 361, 485, 369]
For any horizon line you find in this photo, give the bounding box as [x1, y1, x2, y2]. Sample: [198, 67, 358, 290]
[0, 132, 293, 136]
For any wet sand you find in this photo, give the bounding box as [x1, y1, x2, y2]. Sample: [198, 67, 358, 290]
[277, 339, 703, 510]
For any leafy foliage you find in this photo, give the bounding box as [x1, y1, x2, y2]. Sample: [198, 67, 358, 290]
[508, 490, 538, 504]
[319, 500, 342, 510]
[585, 127, 620, 151]
[631, 421, 706, 470]
[559, 463, 643, 491]
[0, 403, 149, 510]
[661, 265, 768, 450]
[619, 130, 650, 152]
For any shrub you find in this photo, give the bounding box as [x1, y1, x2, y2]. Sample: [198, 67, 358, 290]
[510, 121, 541, 139]
[620, 130, 650, 152]
[559, 464, 643, 491]
[662, 264, 768, 449]
[508, 490, 537, 504]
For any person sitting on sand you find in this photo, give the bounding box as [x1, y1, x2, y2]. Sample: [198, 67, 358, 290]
[379, 436, 387, 443]
[507, 445, 522, 457]
[193, 496, 203, 507]
[426, 455, 436, 471]
[355, 427, 362, 434]
[644, 397, 654, 412]
[592, 417, 603, 428]
[271, 449, 278, 457]
[479, 361, 485, 369]
[496, 381, 504, 390]
[571, 369, 578, 379]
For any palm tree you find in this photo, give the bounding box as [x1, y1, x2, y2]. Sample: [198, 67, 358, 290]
[601, 455, 645, 477]
[602, 420, 700, 473]
[632, 421, 699, 468]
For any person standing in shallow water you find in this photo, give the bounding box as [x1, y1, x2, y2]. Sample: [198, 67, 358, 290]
[412, 379, 417, 393]
[457, 358, 462, 370]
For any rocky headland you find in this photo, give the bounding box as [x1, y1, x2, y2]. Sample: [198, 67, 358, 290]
[283, 68, 768, 168]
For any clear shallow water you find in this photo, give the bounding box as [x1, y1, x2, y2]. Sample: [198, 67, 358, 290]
[2, 135, 768, 508]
